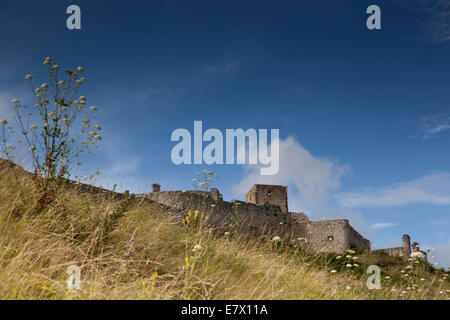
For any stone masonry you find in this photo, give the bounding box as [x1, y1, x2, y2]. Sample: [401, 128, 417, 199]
[141, 183, 371, 254]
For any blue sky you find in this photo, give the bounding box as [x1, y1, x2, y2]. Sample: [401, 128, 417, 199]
[0, 0, 449, 267]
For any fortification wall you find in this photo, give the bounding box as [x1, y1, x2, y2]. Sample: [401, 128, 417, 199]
[378, 247, 404, 257]
[145, 190, 296, 239]
[302, 220, 370, 254]
[347, 224, 371, 251]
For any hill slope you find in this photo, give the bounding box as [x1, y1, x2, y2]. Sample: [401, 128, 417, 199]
[0, 163, 448, 299]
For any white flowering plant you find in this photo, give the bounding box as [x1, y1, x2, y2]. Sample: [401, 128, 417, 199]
[0, 57, 101, 204]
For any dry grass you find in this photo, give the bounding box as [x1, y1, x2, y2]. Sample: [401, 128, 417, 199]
[0, 165, 448, 300]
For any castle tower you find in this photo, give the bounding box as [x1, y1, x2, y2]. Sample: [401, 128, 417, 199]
[245, 184, 288, 212]
[152, 184, 160, 192]
[412, 242, 420, 253]
[402, 234, 411, 257]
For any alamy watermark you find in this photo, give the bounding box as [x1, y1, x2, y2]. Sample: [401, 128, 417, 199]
[66, 265, 81, 290]
[171, 121, 280, 175]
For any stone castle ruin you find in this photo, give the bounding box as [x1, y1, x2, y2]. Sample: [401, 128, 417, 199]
[377, 234, 428, 261]
[141, 183, 371, 254]
[0, 159, 424, 257]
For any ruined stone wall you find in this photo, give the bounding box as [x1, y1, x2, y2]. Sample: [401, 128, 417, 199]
[245, 184, 288, 212]
[378, 247, 404, 257]
[300, 220, 370, 254]
[144, 189, 371, 253]
[145, 190, 296, 239]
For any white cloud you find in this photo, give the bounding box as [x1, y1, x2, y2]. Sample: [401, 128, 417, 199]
[232, 137, 372, 238]
[335, 173, 450, 208]
[94, 156, 148, 193]
[233, 136, 351, 210]
[415, 112, 450, 140]
[370, 222, 399, 230]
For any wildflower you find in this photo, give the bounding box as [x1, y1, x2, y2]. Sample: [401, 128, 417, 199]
[406, 265, 413, 270]
[192, 179, 198, 182]
[353, 256, 358, 260]
[331, 270, 337, 273]
[346, 255, 352, 259]
[80, 77, 87, 82]
[79, 96, 86, 100]
[399, 254, 405, 257]
[400, 270, 405, 273]
[336, 256, 342, 260]
[77, 66, 84, 71]
[198, 182, 206, 186]
[353, 264, 359, 267]
[224, 232, 230, 236]
[426, 248, 431, 252]
[11, 99, 19, 104]
[346, 249, 356, 255]
[434, 262, 439, 266]
[345, 286, 351, 290]
[211, 204, 216, 208]
[90, 106, 97, 111]
[384, 276, 391, 279]
[41, 83, 48, 88]
[420, 278, 426, 281]
[43, 123, 49, 128]
[279, 222, 283, 225]
[192, 244, 203, 252]
[29, 125, 37, 130]
[346, 264, 352, 268]
[43, 60, 50, 65]
[297, 238, 305, 242]
[25, 74, 33, 79]
[271, 236, 283, 243]
[93, 135, 102, 140]
[29, 146, 36, 151]
[0, 119, 7, 125]
[52, 65, 60, 70]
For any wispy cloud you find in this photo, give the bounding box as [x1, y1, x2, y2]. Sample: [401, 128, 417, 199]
[422, 0, 450, 43]
[335, 172, 450, 208]
[370, 222, 399, 230]
[203, 60, 240, 77]
[414, 112, 450, 140]
[397, 0, 450, 43]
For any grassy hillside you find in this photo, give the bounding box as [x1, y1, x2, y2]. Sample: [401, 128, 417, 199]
[0, 163, 448, 300]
